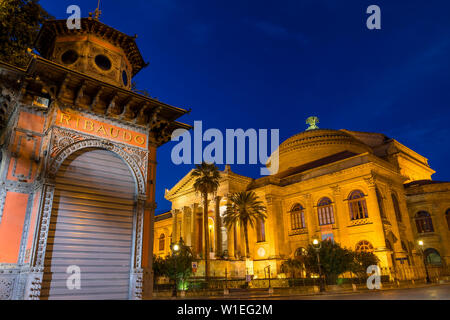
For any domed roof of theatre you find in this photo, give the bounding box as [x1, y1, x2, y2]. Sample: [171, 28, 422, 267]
[279, 128, 369, 152]
[272, 128, 373, 173]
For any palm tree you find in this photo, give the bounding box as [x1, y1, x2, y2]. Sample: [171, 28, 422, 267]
[192, 162, 220, 280]
[223, 191, 267, 258]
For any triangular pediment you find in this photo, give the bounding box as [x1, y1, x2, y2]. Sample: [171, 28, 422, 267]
[164, 166, 253, 201]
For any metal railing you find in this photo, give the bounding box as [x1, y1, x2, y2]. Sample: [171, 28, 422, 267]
[153, 264, 450, 293]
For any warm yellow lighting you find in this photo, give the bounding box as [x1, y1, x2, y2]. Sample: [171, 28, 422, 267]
[418, 240, 424, 246]
[173, 244, 180, 251]
[209, 224, 213, 230]
[313, 239, 319, 245]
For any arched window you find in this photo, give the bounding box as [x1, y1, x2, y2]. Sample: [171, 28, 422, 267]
[317, 197, 335, 225]
[391, 193, 402, 222]
[295, 247, 306, 257]
[290, 204, 306, 230]
[424, 248, 442, 266]
[159, 233, 165, 251]
[446, 209, 450, 230]
[415, 211, 434, 233]
[355, 240, 374, 253]
[348, 190, 368, 220]
[256, 219, 266, 242]
[376, 188, 386, 218]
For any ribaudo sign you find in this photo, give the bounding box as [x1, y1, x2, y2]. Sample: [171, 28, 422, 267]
[56, 109, 147, 148]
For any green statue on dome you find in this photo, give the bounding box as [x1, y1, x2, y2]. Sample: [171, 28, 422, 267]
[306, 116, 319, 131]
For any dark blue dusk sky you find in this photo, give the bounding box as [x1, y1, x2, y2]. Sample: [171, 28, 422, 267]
[40, 0, 450, 214]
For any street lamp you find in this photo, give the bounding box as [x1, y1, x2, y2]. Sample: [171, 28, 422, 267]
[172, 242, 181, 297]
[312, 239, 325, 292]
[418, 240, 431, 284]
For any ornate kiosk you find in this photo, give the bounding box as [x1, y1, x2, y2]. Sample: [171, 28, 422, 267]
[0, 17, 190, 299]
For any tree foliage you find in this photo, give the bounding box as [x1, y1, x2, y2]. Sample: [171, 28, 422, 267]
[303, 240, 353, 281]
[152, 239, 195, 283]
[223, 191, 267, 258]
[0, 0, 53, 67]
[291, 240, 379, 283]
[192, 162, 220, 196]
[350, 250, 380, 278]
[281, 258, 304, 278]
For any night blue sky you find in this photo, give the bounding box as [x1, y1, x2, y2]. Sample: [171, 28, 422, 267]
[40, 0, 450, 214]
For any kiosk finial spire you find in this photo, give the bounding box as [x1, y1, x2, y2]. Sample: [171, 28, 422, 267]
[89, 0, 102, 20]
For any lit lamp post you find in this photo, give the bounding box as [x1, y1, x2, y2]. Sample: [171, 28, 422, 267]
[172, 242, 181, 297]
[418, 240, 431, 284]
[312, 239, 325, 292]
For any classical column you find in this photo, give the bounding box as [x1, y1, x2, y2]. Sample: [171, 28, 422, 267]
[171, 209, 178, 243]
[183, 206, 192, 247]
[191, 203, 198, 255]
[227, 225, 235, 258]
[215, 196, 222, 257]
[396, 191, 417, 254]
[330, 185, 345, 244]
[386, 186, 404, 254]
[201, 199, 210, 259]
[235, 223, 241, 258]
[364, 175, 390, 268]
[180, 207, 186, 242]
[265, 194, 286, 258]
[303, 193, 316, 241]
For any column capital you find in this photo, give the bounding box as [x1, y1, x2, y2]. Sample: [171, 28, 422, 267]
[265, 194, 281, 205]
[363, 173, 378, 189]
[330, 185, 341, 195]
[301, 193, 312, 202]
[182, 205, 191, 214]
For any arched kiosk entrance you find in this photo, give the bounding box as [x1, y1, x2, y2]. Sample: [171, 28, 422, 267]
[41, 147, 137, 299]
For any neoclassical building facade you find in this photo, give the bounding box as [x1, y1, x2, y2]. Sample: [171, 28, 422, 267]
[155, 127, 450, 279]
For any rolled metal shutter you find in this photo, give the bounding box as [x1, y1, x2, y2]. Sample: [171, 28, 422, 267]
[41, 148, 136, 300]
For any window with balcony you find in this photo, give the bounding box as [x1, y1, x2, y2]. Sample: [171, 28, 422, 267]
[415, 211, 434, 233]
[348, 190, 368, 220]
[317, 197, 335, 226]
[159, 233, 165, 251]
[290, 204, 306, 230]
